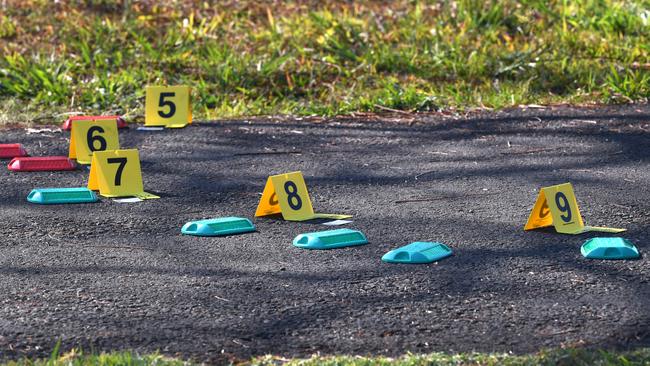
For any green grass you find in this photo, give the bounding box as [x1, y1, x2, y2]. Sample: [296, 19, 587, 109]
[0, 1, 649, 124]
[3, 347, 650, 366]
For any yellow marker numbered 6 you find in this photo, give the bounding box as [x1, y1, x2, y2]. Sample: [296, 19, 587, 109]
[69, 118, 120, 164]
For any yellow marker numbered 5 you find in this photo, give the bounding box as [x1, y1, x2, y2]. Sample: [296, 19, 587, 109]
[145, 86, 192, 128]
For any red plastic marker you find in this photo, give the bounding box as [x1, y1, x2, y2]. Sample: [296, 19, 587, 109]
[62, 115, 127, 131]
[8, 156, 77, 172]
[0, 143, 28, 159]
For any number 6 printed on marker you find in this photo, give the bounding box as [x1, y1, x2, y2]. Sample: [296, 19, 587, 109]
[86, 126, 107, 152]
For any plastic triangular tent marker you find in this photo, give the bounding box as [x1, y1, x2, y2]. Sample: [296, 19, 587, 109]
[292, 228, 368, 250]
[255, 171, 351, 221]
[87, 149, 159, 199]
[145, 86, 192, 128]
[382, 242, 453, 264]
[181, 217, 255, 237]
[581, 237, 640, 260]
[524, 183, 625, 235]
[0, 144, 28, 159]
[27, 187, 98, 204]
[69, 118, 120, 165]
[8, 156, 76, 172]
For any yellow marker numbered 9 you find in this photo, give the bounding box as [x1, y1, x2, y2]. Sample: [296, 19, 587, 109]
[69, 118, 120, 164]
[145, 86, 192, 128]
[255, 171, 351, 221]
[88, 149, 159, 199]
[524, 182, 625, 234]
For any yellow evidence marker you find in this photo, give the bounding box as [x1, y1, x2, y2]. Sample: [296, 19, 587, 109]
[145, 86, 192, 128]
[255, 171, 351, 221]
[88, 149, 159, 199]
[524, 182, 625, 234]
[68, 118, 120, 164]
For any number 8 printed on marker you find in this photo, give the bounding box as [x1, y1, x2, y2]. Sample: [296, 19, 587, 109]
[284, 181, 303, 210]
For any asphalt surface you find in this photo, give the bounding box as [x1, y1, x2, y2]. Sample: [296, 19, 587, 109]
[0, 105, 649, 363]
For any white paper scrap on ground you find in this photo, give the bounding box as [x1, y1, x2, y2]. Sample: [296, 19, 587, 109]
[322, 219, 353, 226]
[26, 127, 62, 134]
[113, 197, 144, 203]
[137, 126, 165, 131]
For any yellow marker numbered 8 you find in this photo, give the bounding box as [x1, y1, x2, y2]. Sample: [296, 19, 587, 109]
[255, 171, 351, 221]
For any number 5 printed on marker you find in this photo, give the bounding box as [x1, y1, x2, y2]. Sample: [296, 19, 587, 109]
[158, 92, 176, 118]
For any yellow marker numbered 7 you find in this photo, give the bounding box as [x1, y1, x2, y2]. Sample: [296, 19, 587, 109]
[145, 86, 191, 128]
[255, 171, 351, 221]
[88, 149, 159, 199]
[524, 182, 625, 234]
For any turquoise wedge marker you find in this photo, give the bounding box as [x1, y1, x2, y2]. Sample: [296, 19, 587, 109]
[27, 187, 98, 204]
[382, 242, 453, 264]
[293, 228, 368, 250]
[581, 237, 639, 260]
[181, 217, 255, 237]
